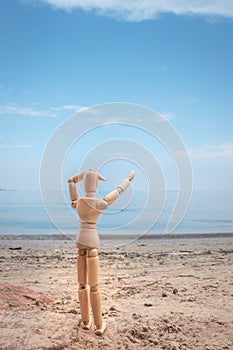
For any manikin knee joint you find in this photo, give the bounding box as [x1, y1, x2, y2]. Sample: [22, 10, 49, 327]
[88, 248, 98, 258]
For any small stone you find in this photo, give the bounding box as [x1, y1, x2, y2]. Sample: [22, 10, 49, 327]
[144, 303, 153, 307]
[9, 247, 22, 251]
[162, 292, 168, 297]
[173, 288, 178, 294]
[149, 337, 159, 345]
[68, 309, 78, 314]
[109, 305, 118, 311]
[127, 334, 140, 344]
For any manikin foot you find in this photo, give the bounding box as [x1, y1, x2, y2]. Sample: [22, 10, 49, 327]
[95, 321, 107, 336]
[82, 317, 92, 330]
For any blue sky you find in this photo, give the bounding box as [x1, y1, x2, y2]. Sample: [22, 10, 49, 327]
[1, 0, 233, 192]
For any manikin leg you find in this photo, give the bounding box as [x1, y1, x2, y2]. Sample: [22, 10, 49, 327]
[87, 248, 106, 335]
[77, 249, 92, 330]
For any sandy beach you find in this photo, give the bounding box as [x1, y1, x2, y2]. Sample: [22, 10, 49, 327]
[0, 236, 233, 350]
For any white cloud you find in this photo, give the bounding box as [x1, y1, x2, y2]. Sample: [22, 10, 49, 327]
[80, 110, 175, 126]
[50, 104, 87, 112]
[160, 113, 176, 121]
[40, 0, 233, 21]
[0, 144, 34, 148]
[0, 103, 88, 118]
[189, 141, 233, 159]
[0, 103, 56, 117]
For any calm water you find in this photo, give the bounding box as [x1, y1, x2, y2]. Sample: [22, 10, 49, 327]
[0, 190, 232, 237]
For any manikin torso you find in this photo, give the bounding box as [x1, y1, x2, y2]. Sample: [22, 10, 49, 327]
[75, 196, 106, 248]
[77, 198, 101, 224]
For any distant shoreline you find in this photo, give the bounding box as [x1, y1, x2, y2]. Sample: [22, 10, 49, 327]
[1, 232, 233, 241]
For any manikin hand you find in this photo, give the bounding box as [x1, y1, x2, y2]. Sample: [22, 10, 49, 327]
[127, 170, 136, 182]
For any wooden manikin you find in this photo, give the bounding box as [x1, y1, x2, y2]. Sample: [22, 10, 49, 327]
[68, 168, 135, 335]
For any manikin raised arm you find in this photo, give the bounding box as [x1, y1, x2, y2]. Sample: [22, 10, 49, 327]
[102, 169, 135, 206]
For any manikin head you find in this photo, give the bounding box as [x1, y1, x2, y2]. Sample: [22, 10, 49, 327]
[83, 169, 106, 196]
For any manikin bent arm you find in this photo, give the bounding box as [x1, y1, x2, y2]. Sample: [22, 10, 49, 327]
[68, 171, 86, 208]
